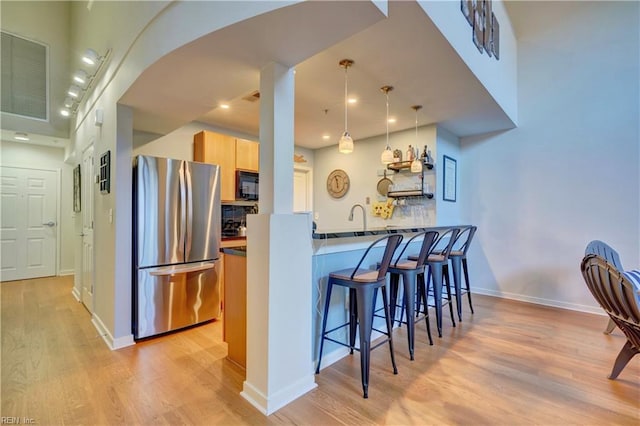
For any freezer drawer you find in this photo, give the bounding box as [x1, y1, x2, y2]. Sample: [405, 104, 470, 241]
[134, 260, 221, 339]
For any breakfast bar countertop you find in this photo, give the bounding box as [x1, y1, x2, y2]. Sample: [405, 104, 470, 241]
[312, 225, 470, 240]
[220, 246, 247, 257]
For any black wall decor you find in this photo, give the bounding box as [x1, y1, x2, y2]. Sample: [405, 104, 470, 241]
[99, 150, 110, 194]
[73, 164, 81, 212]
[462, 0, 500, 60]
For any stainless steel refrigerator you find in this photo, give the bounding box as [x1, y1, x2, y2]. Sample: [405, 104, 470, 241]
[133, 155, 221, 339]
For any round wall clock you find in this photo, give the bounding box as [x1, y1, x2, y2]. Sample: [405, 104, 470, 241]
[326, 169, 350, 199]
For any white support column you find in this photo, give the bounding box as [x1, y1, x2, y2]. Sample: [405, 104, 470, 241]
[256, 62, 295, 215]
[242, 62, 316, 415]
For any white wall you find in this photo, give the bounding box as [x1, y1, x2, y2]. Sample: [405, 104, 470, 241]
[1, 1, 71, 139]
[313, 125, 438, 230]
[461, 1, 640, 312]
[133, 121, 260, 161]
[0, 141, 75, 275]
[418, 0, 518, 124]
[294, 146, 314, 169]
[67, 0, 291, 345]
[435, 125, 463, 226]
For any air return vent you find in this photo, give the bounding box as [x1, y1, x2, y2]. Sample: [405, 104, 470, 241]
[242, 90, 260, 102]
[1, 32, 48, 120]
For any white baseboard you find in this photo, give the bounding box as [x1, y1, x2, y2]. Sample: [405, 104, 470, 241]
[71, 287, 81, 301]
[58, 269, 74, 276]
[91, 313, 135, 350]
[473, 288, 606, 316]
[316, 346, 350, 371]
[241, 374, 317, 415]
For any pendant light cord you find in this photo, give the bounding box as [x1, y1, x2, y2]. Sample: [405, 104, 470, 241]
[344, 66, 348, 132]
[386, 92, 390, 149]
[415, 108, 418, 142]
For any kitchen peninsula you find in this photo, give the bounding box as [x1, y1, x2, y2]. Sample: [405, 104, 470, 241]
[310, 225, 469, 368]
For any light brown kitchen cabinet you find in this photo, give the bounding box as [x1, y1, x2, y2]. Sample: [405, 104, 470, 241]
[193, 131, 236, 201]
[235, 138, 259, 172]
[223, 250, 247, 369]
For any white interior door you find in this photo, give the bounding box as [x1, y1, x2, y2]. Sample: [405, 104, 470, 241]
[81, 146, 95, 311]
[0, 166, 58, 282]
[293, 166, 313, 213]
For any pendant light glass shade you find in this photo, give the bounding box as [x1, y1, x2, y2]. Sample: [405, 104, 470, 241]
[380, 86, 394, 164]
[411, 105, 423, 173]
[410, 152, 423, 172]
[381, 146, 394, 164]
[339, 131, 354, 153]
[338, 59, 354, 154]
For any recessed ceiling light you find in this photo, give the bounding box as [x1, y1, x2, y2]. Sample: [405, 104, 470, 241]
[220, 104, 230, 109]
[14, 132, 29, 141]
[60, 108, 71, 117]
[388, 118, 397, 123]
[322, 134, 330, 140]
[348, 98, 357, 104]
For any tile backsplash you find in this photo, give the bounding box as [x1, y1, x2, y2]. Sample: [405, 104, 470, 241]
[221, 204, 258, 237]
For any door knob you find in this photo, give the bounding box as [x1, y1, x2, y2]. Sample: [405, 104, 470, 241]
[43, 221, 56, 227]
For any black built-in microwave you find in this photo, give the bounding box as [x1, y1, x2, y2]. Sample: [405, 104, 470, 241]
[236, 170, 258, 201]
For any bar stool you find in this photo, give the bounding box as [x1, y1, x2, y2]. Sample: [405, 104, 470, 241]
[387, 231, 438, 359]
[414, 227, 460, 337]
[448, 225, 477, 321]
[316, 234, 403, 398]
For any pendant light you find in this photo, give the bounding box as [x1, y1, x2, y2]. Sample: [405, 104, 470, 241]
[380, 85, 394, 164]
[411, 105, 423, 173]
[338, 59, 354, 154]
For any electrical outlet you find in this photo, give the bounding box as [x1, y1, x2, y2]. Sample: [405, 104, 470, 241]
[314, 212, 319, 220]
[365, 197, 370, 205]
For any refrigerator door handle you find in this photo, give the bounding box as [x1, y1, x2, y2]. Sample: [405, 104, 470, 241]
[179, 162, 187, 255]
[148, 262, 215, 276]
[184, 162, 193, 260]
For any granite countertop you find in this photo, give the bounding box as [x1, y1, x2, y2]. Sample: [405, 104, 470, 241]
[221, 236, 247, 242]
[221, 246, 247, 257]
[312, 225, 471, 239]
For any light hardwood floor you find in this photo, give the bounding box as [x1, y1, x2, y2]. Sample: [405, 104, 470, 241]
[2, 275, 638, 425]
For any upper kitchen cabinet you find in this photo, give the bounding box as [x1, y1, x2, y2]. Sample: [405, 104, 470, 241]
[235, 139, 259, 172]
[194, 131, 236, 201]
[193, 131, 260, 202]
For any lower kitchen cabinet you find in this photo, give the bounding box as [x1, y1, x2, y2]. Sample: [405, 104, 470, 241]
[222, 248, 246, 369]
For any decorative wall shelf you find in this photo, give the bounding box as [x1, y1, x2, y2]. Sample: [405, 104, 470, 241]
[387, 160, 433, 172]
[385, 159, 434, 199]
[387, 190, 434, 199]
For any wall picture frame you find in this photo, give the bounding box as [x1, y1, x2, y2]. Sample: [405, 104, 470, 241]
[73, 164, 81, 212]
[99, 150, 111, 194]
[443, 155, 457, 202]
[461, 0, 473, 26]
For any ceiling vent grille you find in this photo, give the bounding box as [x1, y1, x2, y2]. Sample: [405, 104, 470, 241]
[242, 90, 260, 102]
[1, 31, 48, 120]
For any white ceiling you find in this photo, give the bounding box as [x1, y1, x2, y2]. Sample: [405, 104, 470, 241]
[122, 1, 515, 150]
[3, 1, 543, 151]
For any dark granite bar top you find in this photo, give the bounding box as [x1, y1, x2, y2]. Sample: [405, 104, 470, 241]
[221, 247, 247, 257]
[312, 225, 471, 240]
[222, 236, 247, 242]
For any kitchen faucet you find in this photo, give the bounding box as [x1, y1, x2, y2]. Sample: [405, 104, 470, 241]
[348, 203, 367, 231]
